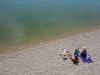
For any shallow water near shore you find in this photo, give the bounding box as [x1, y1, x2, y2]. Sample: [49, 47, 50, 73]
[0, 0, 100, 53]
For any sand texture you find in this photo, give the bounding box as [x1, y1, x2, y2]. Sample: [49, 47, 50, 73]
[0, 29, 100, 75]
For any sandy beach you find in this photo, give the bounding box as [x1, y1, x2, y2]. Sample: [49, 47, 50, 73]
[0, 29, 100, 75]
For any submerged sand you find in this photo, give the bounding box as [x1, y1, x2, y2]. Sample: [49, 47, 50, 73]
[0, 29, 100, 75]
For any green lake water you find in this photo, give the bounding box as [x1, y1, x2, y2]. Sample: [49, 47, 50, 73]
[0, 0, 100, 53]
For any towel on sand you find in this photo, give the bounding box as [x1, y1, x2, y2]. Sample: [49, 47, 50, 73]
[79, 54, 93, 63]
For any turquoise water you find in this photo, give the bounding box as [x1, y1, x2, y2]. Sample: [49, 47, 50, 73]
[0, 0, 100, 51]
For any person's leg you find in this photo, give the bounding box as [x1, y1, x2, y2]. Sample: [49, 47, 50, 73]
[67, 51, 72, 60]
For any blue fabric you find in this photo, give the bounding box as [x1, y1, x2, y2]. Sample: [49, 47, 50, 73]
[79, 54, 93, 63]
[80, 53, 86, 58]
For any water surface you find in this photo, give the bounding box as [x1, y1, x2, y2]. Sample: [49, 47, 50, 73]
[0, 0, 100, 53]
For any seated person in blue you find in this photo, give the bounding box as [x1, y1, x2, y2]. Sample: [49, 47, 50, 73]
[80, 47, 87, 59]
[74, 48, 80, 57]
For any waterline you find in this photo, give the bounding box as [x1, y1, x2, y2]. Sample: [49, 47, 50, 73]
[0, 0, 100, 53]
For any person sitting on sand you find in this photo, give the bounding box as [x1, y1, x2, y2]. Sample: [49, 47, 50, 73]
[80, 47, 87, 59]
[61, 49, 68, 60]
[80, 47, 93, 63]
[67, 51, 79, 65]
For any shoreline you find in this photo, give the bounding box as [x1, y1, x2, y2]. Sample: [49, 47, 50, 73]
[0, 27, 100, 75]
[0, 25, 100, 54]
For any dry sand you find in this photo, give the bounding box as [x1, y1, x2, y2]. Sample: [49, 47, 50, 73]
[0, 29, 100, 75]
